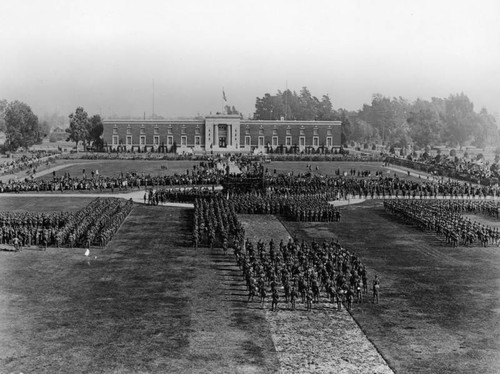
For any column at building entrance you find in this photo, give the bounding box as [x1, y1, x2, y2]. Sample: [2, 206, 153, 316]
[213, 125, 218, 147]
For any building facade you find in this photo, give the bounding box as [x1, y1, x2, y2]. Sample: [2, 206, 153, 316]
[102, 115, 342, 153]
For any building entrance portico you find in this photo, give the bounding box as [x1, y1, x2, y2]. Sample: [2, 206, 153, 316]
[205, 115, 241, 152]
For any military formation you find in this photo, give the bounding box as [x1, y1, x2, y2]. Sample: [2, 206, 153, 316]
[147, 187, 221, 205]
[230, 192, 341, 222]
[234, 237, 375, 311]
[193, 197, 245, 251]
[436, 199, 500, 219]
[384, 199, 500, 247]
[0, 198, 133, 250]
[0, 211, 71, 249]
[190, 192, 377, 311]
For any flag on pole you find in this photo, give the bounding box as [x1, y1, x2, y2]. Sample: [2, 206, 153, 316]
[222, 89, 227, 102]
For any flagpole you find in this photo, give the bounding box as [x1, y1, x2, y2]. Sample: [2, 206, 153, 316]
[285, 80, 288, 120]
[222, 87, 225, 114]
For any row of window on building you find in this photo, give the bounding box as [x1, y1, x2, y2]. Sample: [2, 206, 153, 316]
[111, 135, 337, 148]
[112, 126, 201, 136]
[111, 125, 335, 138]
[245, 135, 336, 147]
[111, 135, 200, 147]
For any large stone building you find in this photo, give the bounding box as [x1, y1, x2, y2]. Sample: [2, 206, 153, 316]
[102, 114, 341, 154]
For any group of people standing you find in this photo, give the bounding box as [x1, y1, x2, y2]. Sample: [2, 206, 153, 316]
[230, 192, 342, 222]
[384, 199, 500, 247]
[234, 237, 380, 311]
[0, 198, 133, 250]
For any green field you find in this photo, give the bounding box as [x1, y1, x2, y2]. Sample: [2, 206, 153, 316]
[0, 203, 278, 373]
[0, 196, 96, 211]
[28, 159, 431, 191]
[36, 159, 202, 180]
[282, 202, 500, 373]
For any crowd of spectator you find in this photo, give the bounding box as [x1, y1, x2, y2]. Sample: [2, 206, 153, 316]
[387, 153, 500, 186]
[0, 152, 60, 176]
[0, 164, 225, 193]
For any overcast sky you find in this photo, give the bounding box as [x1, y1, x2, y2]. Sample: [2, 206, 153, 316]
[1, 0, 499, 121]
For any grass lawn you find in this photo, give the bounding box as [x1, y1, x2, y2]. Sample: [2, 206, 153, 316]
[0, 195, 96, 212]
[37, 159, 427, 184]
[0, 202, 279, 373]
[35, 159, 202, 181]
[263, 160, 387, 176]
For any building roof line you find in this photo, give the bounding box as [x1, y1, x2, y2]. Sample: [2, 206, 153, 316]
[241, 120, 341, 125]
[103, 119, 205, 124]
[103, 119, 341, 125]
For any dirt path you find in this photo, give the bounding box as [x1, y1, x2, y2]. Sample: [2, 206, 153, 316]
[267, 310, 393, 374]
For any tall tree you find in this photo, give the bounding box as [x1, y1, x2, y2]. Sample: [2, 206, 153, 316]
[350, 116, 380, 144]
[67, 107, 90, 149]
[254, 88, 337, 121]
[317, 95, 338, 121]
[407, 107, 441, 148]
[254, 93, 275, 120]
[281, 89, 299, 120]
[0, 99, 8, 132]
[359, 94, 393, 143]
[252, 88, 497, 149]
[4, 100, 41, 151]
[338, 108, 352, 145]
[87, 114, 104, 149]
[298, 87, 318, 120]
[473, 108, 498, 148]
[442, 93, 475, 148]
